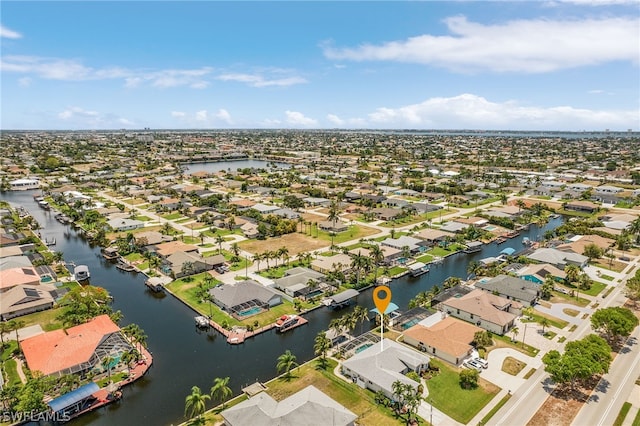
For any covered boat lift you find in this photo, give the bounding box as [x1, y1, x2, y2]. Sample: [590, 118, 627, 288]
[323, 289, 359, 310]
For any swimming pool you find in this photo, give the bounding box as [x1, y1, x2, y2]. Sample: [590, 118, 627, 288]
[484, 225, 497, 231]
[401, 318, 421, 330]
[355, 343, 373, 354]
[238, 306, 262, 317]
[306, 289, 323, 299]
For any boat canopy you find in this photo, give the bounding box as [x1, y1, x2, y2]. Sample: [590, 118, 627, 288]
[48, 382, 99, 413]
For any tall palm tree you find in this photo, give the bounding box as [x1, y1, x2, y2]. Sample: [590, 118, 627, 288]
[184, 385, 210, 421]
[564, 264, 580, 285]
[278, 246, 289, 266]
[314, 331, 332, 367]
[215, 235, 225, 254]
[352, 305, 369, 336]
[101, 356, 115, 382]
[369, 245, 384, 284]
[327, 201, 340, 227]
[510, 326, 519, 343]
[210, 376, 233, 409]
[276, 350, 299, 380]
[253, 252, 263, 272]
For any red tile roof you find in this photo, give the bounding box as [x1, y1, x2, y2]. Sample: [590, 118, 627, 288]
[21, 315, 121, 376]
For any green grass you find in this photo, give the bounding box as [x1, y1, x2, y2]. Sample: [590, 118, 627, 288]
[15, 307, 66, 331]
[543, 331, 557, 340]
[416, 253, 434, 263]
[315, 225, 380, 245]
[523, 311, 569, 330]
[478, 393, 511, 426]
[96, 372, 129, 388]
[123, 252, 143, 262]
[161, 212, 183, 220]
[492, 334, 539, 357]
[613, 402, 632, 426]
[429, 246, 458, 257]
[134, 215, 152, 221]
[3, 358, 22, 386]
[632, 405, 640, 426]
[426, 359, 500, 424]
[379, 209, 457, 228]
[386, 266, 408, 276]
[523, 368, 536, 379]
[175, 217, 192, 223]
[166, 276, 298, 328]
[599, 274, 615, 281]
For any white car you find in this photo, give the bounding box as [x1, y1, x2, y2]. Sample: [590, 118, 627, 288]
[463, 359, 483, 371]
[473, 357, 488, 369]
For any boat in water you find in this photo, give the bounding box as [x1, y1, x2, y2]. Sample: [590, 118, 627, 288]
[275, 315, 305, 333]
[102, 247, 120, 260]
[116, 262, 137, 272]
[462, 241, 483, 254]
[194, 316, 210, 329]
[74, 265, 90, 281]
[408, 262, 430, 277]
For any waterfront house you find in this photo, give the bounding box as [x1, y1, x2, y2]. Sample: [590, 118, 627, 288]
[153, 241, 199, 259]
[348, 246, 402, 266]
[440, 289, 517, 335]
[341, 339, 430, 400]
[210, 280, 282, 313]
[414, 228, 456, 246]
[9, 178, 40, 191]
[311, 253, 352, 274]
[516, 263, 566, 284]
[21, 314, 133, 378]
[106, 218, 145, 232]
[0, 283, 57, 320]
[221, 385, 357, 426]
[273, 267, 326, 298]
[475, 275, 540, 307]
[403, 314, 483, 366]
[380, 236, 425, 254]
[564, 200, 599, 213]
[164, 251, 225, 278]
[527, 247, 589, 269]
[0, 266, 41, 292]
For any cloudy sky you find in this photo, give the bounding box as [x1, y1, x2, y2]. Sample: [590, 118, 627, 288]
[1, 1, 639, 130]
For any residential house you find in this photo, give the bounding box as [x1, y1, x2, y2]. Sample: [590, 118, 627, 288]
[106, 218, 145, 232]
[516, 263, 566, 284]
[318, 220, 349, 232]
[153, 241, 199, 259]
[455, 216, 489, 228]
[348, 246, 402, 266]
[527, 247, 589, 269]
[221, 385, 357, 426]
[272, 208, 300, 219]
[414, 229, 455, 246]
[303, 197, 331, 207]
[252, 203, 280, 215]
[0, 284, 57, 320]
[439, 222, 469, 233]
[475, 275, 540, 307]
[371, 207, 402, 221]
[274, 267, 326, 298]
[165, 251, 225, 278]
[157, 197, 182, 211]
[0, 266, 41, 292]
[210, 280, 282, 313]
[403, 314, 483, 366]
[9, 178, 40, 190]
[311, 253, 352, 274]
[380, 236, 426, 254]
[440, 289, 517, 335]
[564, 200, 600, 213]
[341, 339, 430, 400]
[21, 315, 133, 378]
[0, 232, 25, 247]
[134, 231, 172, 247]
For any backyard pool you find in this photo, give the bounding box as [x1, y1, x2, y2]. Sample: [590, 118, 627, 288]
[355, 343, 373, 354]
[238, 306, 263, 317]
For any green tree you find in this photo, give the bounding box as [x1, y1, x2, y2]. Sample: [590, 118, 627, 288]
[210, 376, 233, 409]
[460, 368, 479, 389]
[215, 235, 225, 254]
[583, 243, 604, 262]
[543, 334, 612, 391]
[276, 350, 299, 380]
[184, 385, 210, 421]
[541, 278, 554, 300]
[590, 307, 639, 345]
[314, 331, 332, 368]
[352, 305, 369, 336]
[473, 331, 493, 348]
[540, 317, 550, 334]
[101, 356, 115, 382]
[624, 272, 640, 308]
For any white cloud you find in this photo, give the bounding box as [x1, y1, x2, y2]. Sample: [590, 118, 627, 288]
[327, 114, 345, 126]
[352, 94, 639, 130]
[216, 109, 233, 124]
[323, 16, 640, 73]
[18, 77, 31, 87]
[56, 107, 134, 129]
[217, 72, 307, 87]
[1, 55, 212, 88]
[0, 25, 22, 39]
[171, 111, 186, 118]
[285, 110, 318, 127]
[195, 110, 208, 122]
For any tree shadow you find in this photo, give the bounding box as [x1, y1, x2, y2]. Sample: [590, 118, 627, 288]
[595, 378, 610, 394]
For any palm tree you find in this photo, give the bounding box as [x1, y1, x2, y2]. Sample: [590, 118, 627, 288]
[230, 243, 240, 261]
[629, 216, 640, 244]
[215, 235, 225, 254]
[0, 321, 12, 350]
[184, 385, 210, 421]
[352, 305, 369, 336]
[278, 246, 289, 266]
[369, 245, 384, 284]
[314, 331, 332, 367]
[327, 200, 340, 228]
[253, 252, 263, 272]
[564, 264, 580, 285]
[8, 320, 25, 352]
[510, 326, 519, 343]
[516, 199, 526, 213]
[540, 317, 550, 334]
[210, 376, 233, 409]
[276, 350, 299, 380]
[121, 350, 135, 375]
[101, 356, 115, 382]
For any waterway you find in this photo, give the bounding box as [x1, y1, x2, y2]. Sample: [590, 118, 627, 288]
[0, 190, 563, 425]
[182, 159, 291, 175]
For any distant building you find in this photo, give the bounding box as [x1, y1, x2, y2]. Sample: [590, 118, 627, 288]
[10, 178, 40, 191]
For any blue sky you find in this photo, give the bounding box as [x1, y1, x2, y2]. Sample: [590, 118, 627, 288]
[1, 1, 639, 131]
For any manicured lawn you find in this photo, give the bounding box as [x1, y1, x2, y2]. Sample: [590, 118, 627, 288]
[175, 217, 192, 223]
[315, 225, 380, 245]
[549, 290, 591, 307]
[17, 307, 66, 331]
[524, 310, 568, 330]
[479, 393, 511, 426]
[502, 357, 526, 376]
[123, 252, 143, 262]
[1, 341, 18, 361]
[386, 266, 408, 276]
[426, 359, 500, 424]
[161, 212, 184, 220]
[4, 358, 22, 386]
[379, 209, 458, 228]
[613, 402, 631, 426]
[429, 247, 457, 257]
[264, 359, 412, 425]
[490, 334, 539, 357]
[134, 215, 152, 221]
[416, 253, 434, 263]
[166, 276, 298, 329]
[97, 372, 129, 388]
[582, 280, 607, 296]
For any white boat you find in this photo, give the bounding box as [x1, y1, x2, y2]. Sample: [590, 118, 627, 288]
[408, 262, 429, 277]
[195, 316, 210, 328]
[275, 315, 302, 333]
[74, 265, 90, 281]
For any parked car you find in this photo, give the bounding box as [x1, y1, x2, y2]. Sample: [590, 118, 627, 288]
[473, 357, 488, 369]
[463, 359, 483, 371]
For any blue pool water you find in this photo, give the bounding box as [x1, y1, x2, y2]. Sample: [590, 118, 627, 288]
[306, 290, 323, 298]
[238, 306, 262, 317]
[355, 343, 373, 354]
[401, 318, 420, 330]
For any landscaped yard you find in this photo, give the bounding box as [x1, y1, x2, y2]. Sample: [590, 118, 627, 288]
[238, 233, 330, 256]
[426, 359, 501, 424]
[502, 357, 526, 376]
[379, 208, 457, 228]
[17, 307, 67, 331]
[315, 225, 381, 245]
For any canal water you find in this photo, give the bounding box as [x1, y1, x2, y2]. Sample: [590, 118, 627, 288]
[0, 190, 562, 425]
[182, 159, 291, 175]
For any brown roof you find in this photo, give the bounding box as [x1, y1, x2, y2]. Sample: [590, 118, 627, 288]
[21, 315, 121, 376]
[0, 267, 41, 291]
[404, 317, 482, 359]
[442, 289, 516, 326]
[155, 241, 199, 257]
